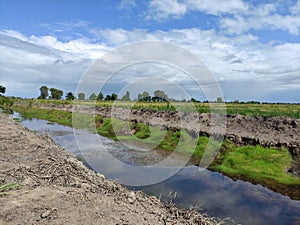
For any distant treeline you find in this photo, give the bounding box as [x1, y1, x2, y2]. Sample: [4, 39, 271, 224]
[0, 84, 299, 104]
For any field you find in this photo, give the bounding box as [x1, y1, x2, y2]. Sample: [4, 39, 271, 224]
[2, 97, 299, 118]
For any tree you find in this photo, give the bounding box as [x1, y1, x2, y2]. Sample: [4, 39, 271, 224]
[191, 98, 199, 103]
[153, 90, 168, 102]
[121, 91, 131, 101]
[216, 97, 224, 103]
[39, 86, 48, 99]
[0, 85, 6, 96]
[89, 93, 97, 100]
[104, 94, 111, 101]
[137, 93, 143, 101]
[111, 93, 118, 101]
[138, 91, 151, 101]
[97, 92, 104, 101]
[50, 88, 63, 100]
[65, 92, 75, 100]
[78, 92, 85, 100]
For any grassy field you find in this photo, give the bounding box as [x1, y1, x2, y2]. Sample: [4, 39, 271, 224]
[4, 97, 300, 118]
[7, 104, 300, 196]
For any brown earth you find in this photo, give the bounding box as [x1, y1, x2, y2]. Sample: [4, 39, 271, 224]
[0, 112, 217, 225]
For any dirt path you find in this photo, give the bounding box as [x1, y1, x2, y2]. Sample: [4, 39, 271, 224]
[0, 112, 216, 225]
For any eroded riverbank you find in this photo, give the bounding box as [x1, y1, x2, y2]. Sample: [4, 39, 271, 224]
[0, 112, 216, 225]
[25, 102, 300, 159]
[8, 102, 300, 200]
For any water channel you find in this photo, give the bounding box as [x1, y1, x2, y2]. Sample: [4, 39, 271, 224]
[10, 112, 300, 225]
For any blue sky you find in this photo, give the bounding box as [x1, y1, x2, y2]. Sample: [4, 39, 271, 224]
[0, 0, 300, 102]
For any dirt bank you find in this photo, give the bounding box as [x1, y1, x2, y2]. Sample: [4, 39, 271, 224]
[0, 112, 216, 225]
[33, 103, 300, 159]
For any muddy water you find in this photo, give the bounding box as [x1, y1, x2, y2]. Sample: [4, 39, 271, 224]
[11, 112, 300, 225]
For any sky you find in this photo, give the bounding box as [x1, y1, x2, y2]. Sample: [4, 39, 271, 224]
[0, 0, 299, 102]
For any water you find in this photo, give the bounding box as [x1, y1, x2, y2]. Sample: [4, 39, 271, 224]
[10, 112, 300, 225]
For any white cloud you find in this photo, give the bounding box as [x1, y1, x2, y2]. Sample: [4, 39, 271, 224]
[220, 9, 300, 35]
[0, 30, 109, 60]
[0, 32, 93, 97]
[146, 0, 248, 21]
[0, 29, 28, 41]
[186, 0, 248, 16]
[290, 0, 300, 15]
[83, 27, 300, 99]
[146, 1, 300, 35]
[147, 0, 187, 21]
[28, 35, 109, 59]
[0, 27, 299, 102]
[118, 0, 137, 10]
[219, 2, 300, 35]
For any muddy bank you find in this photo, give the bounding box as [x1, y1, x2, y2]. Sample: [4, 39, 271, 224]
[0, 112, 216, 225]
[32, 103, 300, 159]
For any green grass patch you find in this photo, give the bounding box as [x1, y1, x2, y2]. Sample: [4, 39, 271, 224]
[12, 106, 99, 132]
[210, 144, 300, 186]
[13, 118, 21, 122]
[0, 183, 19, 196]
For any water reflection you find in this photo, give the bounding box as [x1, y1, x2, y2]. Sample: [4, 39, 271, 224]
[134, 167, 300, 225]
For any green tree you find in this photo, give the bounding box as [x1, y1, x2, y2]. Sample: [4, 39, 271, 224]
[111, 93, 118, 101]
[78, 92, 85, 100]
[104, 94, 111, 101]
[49, 88, 63, 100]
[121, 91, 131, 101]
[217, 97, 224, 103]
[138, 91, 151, 101]
[89, 93, 97, 100]
[153, 90, 168, 102]
[0, 85, 6, 96]
[65, 92, 75, 100]
[97, 92, 104, 101]
[39, 86, 48, 99]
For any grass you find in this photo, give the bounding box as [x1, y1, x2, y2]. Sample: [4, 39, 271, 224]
[211, 144, 300, 186]
[13, 118, 21, 122]
[6, 104, 300, 196]
[0, 183, 19, 196]
[3, 97, 300, 118]
[11, 105, 98, 130]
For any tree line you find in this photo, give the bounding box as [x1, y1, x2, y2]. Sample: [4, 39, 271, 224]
[37, 86, 172, 102]
[3, 84, 288, 104]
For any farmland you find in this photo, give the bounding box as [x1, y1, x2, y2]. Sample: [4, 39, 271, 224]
[2, 97, 300, 118]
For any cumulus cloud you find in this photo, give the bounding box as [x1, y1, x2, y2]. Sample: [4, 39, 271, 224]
[0, 26, 299, 102]
[220, 6, 300, 35]
[146, 0, 248, 20]
[145, 0, 300, 35]
[147, 0, 187, 20]
[0, 32, 93, 97]
[186, 0, 248, 16]
[79, 27, 300, 101]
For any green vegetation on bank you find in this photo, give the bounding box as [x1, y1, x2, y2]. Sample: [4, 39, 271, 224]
[212, 141, 299, 185]
[7, 104, 300, 193]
